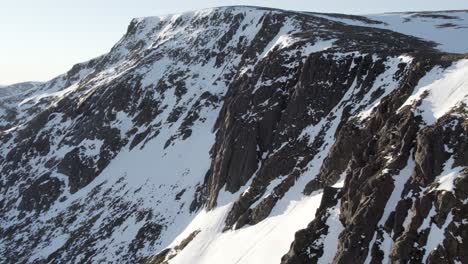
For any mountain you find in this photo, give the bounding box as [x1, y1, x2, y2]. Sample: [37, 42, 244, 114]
[1, 6, 467, 264]
[316, 10, 468, 54]
[0, 82, 42, 98]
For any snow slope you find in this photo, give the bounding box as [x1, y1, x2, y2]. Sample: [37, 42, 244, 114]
[368, 11, 468, 54]
[400, 59, 468, 125]
[313, 10, 468, 53]
[169, 192, 323, 264]
[1, 6, 468, 264]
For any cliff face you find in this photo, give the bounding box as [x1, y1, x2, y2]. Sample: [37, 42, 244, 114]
[281, 59, 468, 264]
[1, 6, 467, 264]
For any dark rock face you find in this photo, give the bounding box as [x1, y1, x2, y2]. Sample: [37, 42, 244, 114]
[217, 52, 441, 232]
[0, 5, 466, 264]
[387, 114, 468, 264]
[18, 174, 63, 212]
[280, 64, 468, 263]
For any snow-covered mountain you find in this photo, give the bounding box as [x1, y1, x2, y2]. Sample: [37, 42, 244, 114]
[1, 6, 467, 264]
[0, 82, 42, 98]
[313, 10, 468, 54]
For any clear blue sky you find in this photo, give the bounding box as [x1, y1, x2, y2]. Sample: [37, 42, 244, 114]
[1, 0, 467, 84]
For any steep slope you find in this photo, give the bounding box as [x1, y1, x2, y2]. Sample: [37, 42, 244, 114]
[0, 6, 467, 264]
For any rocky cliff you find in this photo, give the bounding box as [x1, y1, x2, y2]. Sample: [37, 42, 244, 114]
[1, 6, 467, 264]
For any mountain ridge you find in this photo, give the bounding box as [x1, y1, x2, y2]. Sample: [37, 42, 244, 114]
[1, 6, 467, 264]
[4, 6, 467, 90]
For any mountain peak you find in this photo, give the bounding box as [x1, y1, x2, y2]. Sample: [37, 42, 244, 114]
[1, 6, 467, 264]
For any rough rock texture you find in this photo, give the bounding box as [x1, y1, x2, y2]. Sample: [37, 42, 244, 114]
[281, 59, 468, 263]
[1, 6, 467, 264]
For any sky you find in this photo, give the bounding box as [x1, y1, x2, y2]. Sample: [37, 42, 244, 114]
[1, 0, 467, 85]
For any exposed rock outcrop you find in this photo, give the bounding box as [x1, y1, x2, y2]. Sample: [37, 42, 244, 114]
[1, 6, 467, 264]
